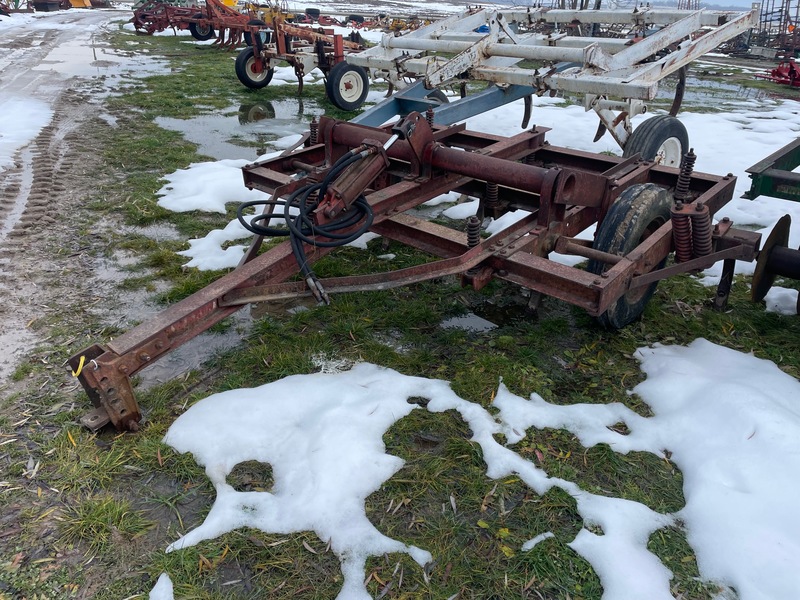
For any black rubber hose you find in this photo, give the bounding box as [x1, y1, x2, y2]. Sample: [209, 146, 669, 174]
[236, 150, 375, 279]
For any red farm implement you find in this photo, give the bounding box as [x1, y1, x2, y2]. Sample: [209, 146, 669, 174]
[69, 111, 800, 432]
[131, 0, 198, 36]
[754, 59, 800, 87]
[132, 0, 262, 47]
[235, 18, 365, 107]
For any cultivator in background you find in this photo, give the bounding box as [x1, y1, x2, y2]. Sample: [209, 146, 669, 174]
[346, 6, 759, 163]
[69, 110, 800, 432]
[754, 59, 800, 87]
[131, 0, 197, 35]
[235, 18, 366, 107]
[0, 0, 11, 16]
[132, 0, 259, 46]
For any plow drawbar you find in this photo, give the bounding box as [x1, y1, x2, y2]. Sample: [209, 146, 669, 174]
[70, 113, 799, 432]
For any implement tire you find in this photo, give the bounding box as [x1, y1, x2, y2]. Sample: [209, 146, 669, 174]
[588, 183, 672, 329]
[235, 47, 274, 89]
[622, 115, 689, 167]
[244, 19, 270, 47]
[188, 14, 215, 41]
[325, 62, 369, 111]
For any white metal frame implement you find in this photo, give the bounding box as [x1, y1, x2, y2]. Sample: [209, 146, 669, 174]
[348, 6, 758, 148]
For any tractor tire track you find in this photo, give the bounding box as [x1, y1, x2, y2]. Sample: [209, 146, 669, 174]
[0, 9, 124, 382]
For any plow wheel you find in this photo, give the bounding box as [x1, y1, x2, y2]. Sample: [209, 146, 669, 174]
[622, 115, 689, 167]
[325, 62, 369, 111]
[244, 19, 271, 46]
[189, 14, 215, 41]
[588, 183, 672, 329]
[235, 47, 274, 89]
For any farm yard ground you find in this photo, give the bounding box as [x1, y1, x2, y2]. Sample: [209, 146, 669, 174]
[1, 5, 800, 600]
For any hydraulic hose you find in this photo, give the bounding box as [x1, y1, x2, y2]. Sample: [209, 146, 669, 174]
[236, 150, 375, 295]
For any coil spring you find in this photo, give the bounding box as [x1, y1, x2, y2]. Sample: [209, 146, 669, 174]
[465, 215, 482, 276]
[466, 216, 481, 248]
[691, 203, 713, 258]
[310, 117, 319, 145]
[426, 107, 435, 127]
[485, 182, 499, 208]
[674, 149, 696, 202]
[672, 207, 693, 264]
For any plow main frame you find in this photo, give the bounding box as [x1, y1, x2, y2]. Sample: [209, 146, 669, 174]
[71, 116, 761, 432]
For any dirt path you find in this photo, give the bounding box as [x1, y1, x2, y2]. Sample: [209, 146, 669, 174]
[0, 9, 132, 383]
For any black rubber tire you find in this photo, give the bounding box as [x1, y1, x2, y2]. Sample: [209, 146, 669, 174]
[325, 62, 369, 111]
[304, 7, 320, 18]
[243, 19, 270, 47]
[188, 14, 214, 41]
[347, 14, 365, 24]
[588, 183, 672, 329]
[622, 115, 689, 167]
[426, 89, 449, 104]
[238, 102, 276, 124]
[235, 47, 274, 89]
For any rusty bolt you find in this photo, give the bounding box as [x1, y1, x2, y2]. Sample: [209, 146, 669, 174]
[118, 365, 129, 374]
[695, 202, 705, 211]
[139, 352, 151, 362]
[155, 340, 164, 350]
[600, 272, 609, 278]
[498, 269, 508, 276]
[721, 217, 730, 223]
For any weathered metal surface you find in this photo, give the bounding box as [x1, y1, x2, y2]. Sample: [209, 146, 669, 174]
[72, 114, 769, 431]
[349, 6, 758, 148]
[751, 214, 797, 302]
[744, 137, 800, 202]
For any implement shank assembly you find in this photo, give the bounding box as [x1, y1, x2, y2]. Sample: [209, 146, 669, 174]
[71, 114, 774, 432]
[346, 6, 759, 150]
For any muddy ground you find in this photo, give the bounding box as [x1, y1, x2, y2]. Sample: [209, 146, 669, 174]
[0, 10, 136, 387]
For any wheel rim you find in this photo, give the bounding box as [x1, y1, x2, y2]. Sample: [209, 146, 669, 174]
[655, 137, 683, 167]
[197, 24, 212, 37]
[337, 71, 363, 103]
[246, 57, 269, 83]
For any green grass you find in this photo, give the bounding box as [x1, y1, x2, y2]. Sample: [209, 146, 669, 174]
[59, 494, 152, 553]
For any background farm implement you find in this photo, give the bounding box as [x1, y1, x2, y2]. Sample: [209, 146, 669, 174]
[347, 6, 759, 164]
[234, 17, 366, 107]
[755, 58, 800, 87]
[132, 0, 262, 46]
